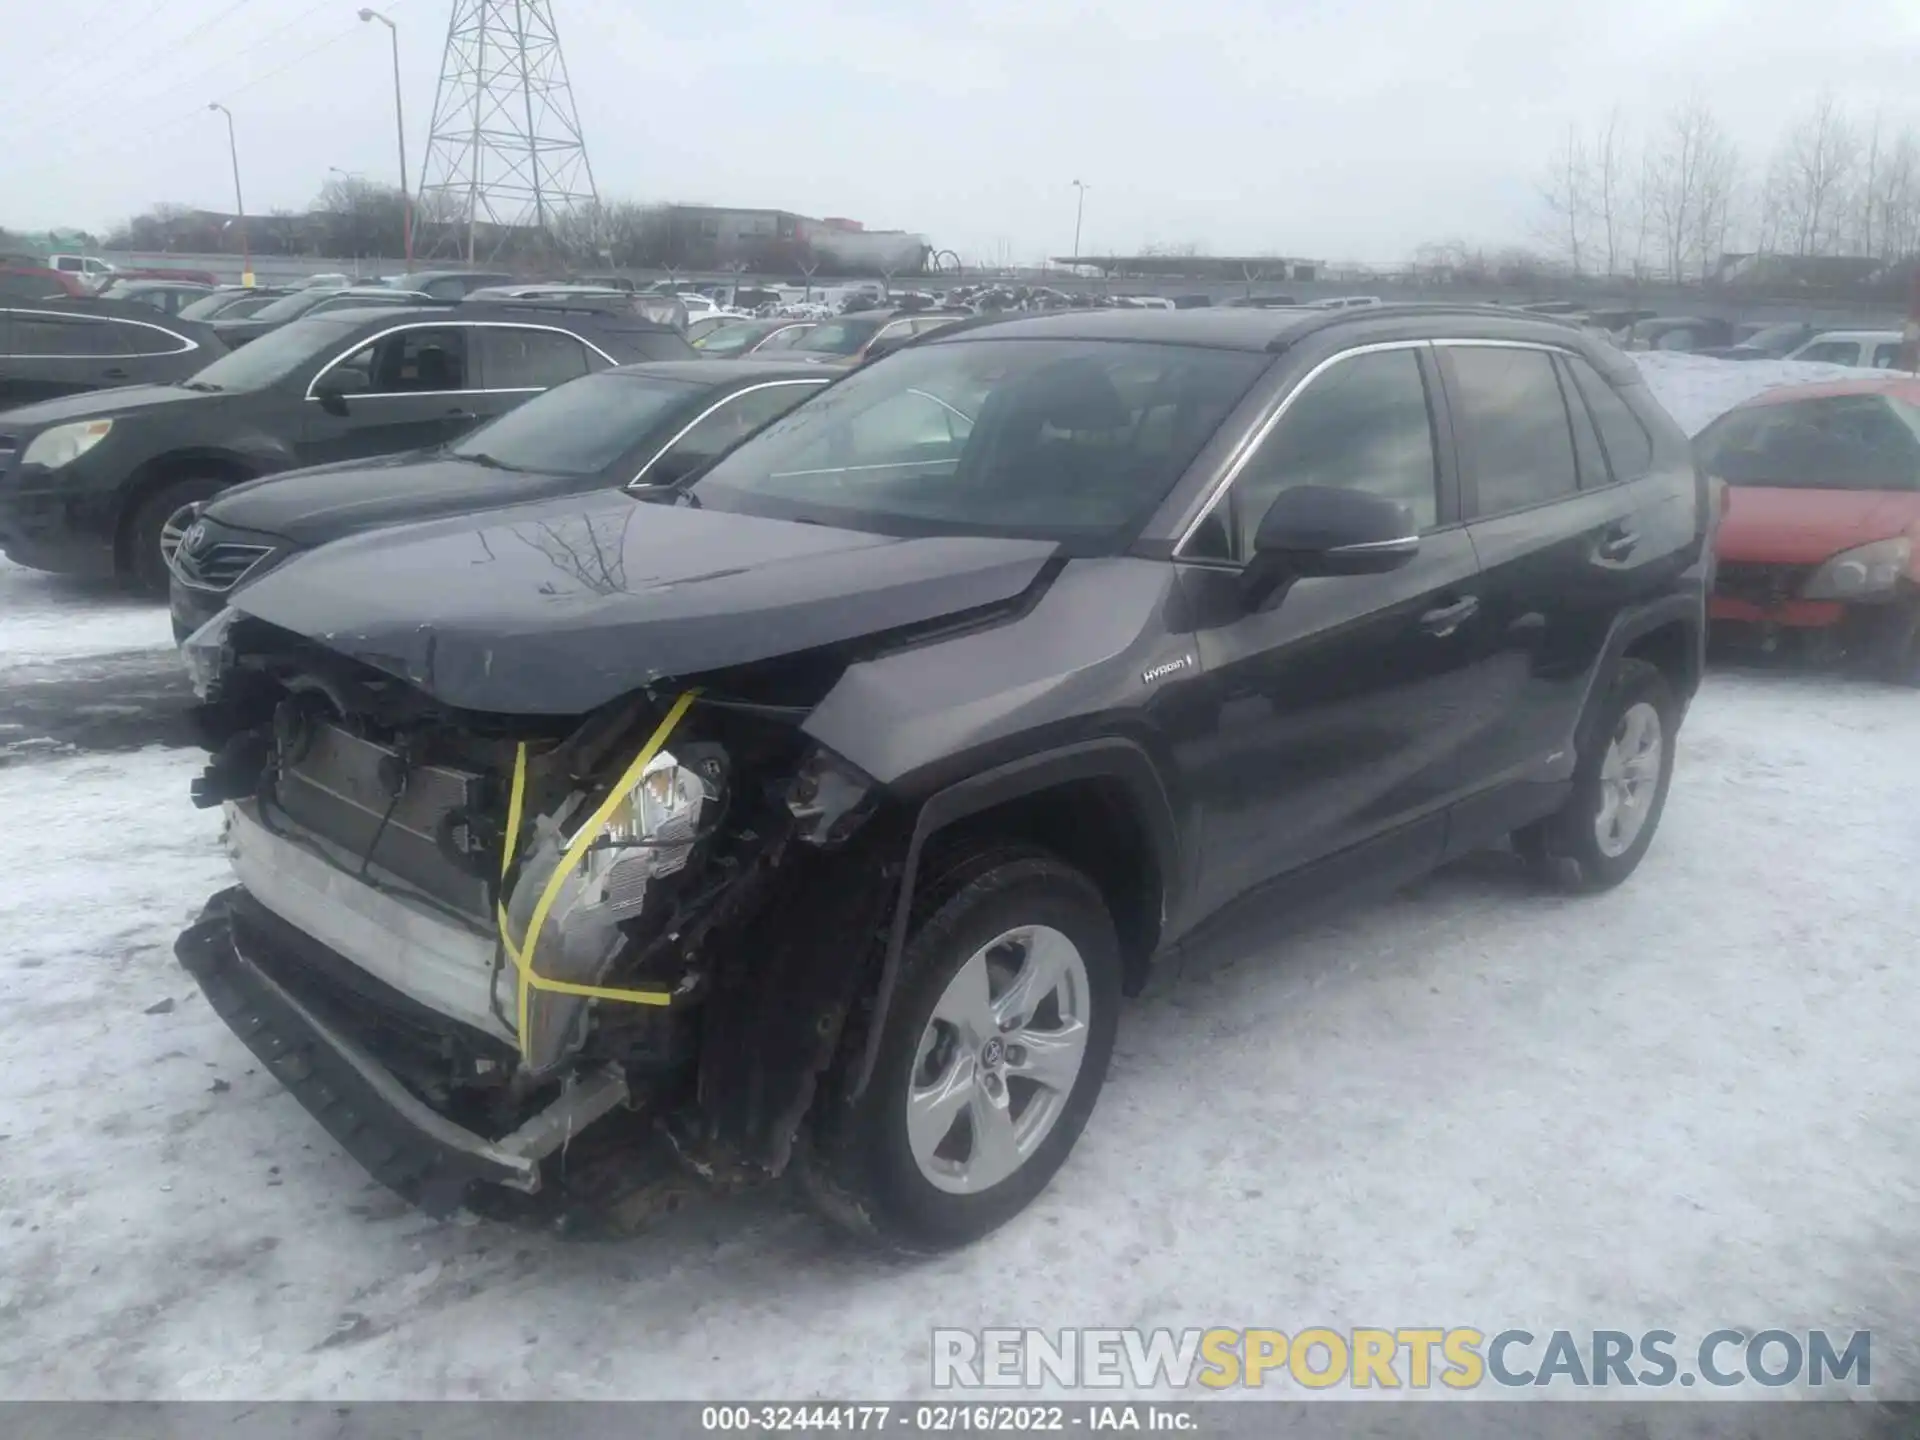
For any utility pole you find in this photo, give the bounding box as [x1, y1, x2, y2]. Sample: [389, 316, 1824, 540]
[207, 102, 251, 285]
[1071, 179, 1089, 267]
[358, 8, 413, 263]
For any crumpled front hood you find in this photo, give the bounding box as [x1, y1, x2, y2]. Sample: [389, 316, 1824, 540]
[229, 489, 1058, 715]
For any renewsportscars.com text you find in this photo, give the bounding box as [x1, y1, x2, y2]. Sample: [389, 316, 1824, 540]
[932, 1327, 1871, 1391]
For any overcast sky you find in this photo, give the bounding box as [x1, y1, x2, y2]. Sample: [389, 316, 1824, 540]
[6, 0, 1916, 263]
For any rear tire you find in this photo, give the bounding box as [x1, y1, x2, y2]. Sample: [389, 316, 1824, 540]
[1515, 658, 1677, 893]
[124, 477, 228, 597]
[800, 844, 1121, 1252]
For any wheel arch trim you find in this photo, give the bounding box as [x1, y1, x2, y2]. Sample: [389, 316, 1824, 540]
[848, 737, 1178, 1099]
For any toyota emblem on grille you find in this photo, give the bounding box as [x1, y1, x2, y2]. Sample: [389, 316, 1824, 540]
[181, 522, 208, 556]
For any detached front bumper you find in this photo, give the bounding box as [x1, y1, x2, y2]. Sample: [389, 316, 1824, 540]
[175, 889, 631, 1215]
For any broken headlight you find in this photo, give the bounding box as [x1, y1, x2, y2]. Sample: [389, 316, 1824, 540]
[181, 606, 239, 701]
[578, 749, 716, 920]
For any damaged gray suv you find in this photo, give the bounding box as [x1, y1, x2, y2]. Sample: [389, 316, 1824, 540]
[176, 305, 1710, 1248]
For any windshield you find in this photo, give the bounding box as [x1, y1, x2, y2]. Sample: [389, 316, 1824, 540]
[694, 321, 775, 357]
[448, 371, 703, 476]
[185, 315, 363, 390]
[791, 316, 889, 356]
[243, 289, 332, 324]
[687, 337, 1269, 550]
[1695, 393, 1920, 491]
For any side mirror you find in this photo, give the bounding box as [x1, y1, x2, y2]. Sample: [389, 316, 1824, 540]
[1243, 484, 1419, 607]
[311, 367, 365, 416]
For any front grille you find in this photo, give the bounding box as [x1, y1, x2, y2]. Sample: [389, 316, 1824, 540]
[175, 540, 274, 592]
[1714, 561, 1815, 609]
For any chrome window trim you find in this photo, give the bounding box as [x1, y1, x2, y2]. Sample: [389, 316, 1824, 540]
[0, 305, 197, 360]
[625, 379, 830, 488]
[1172, 338, 1432, 558]
[303, 320, 618, 402]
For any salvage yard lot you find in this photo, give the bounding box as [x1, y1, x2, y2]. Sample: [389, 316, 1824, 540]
[0, 547, 1916, 1400]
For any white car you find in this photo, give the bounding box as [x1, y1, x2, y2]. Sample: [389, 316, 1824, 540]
[47, 254, 116, 287]
[1785, 330, 1907, 370]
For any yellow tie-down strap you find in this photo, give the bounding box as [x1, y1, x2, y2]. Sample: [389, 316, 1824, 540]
[496, 690, 699, 1056]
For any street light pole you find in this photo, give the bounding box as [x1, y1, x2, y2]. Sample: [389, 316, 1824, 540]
[207, 102, 251, 285]
[359, 7, 412, 263]
[1071, 179, 1089, 267]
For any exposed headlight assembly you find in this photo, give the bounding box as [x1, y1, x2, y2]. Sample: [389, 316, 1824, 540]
[1802, 536, 1913, 600]
[22, 419, 113, 469]
[181, 606, 239, 700]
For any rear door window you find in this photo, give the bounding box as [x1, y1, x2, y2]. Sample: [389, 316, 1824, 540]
[476, 327, 596, 389]
[1554, 355, 1611, 487]
[7, 314, 112, 357]
[106, 319, 191, 356]
[1446, 346, 1579, 516]
[1796, 341, 1860, 366]
[1564, 354, 1654, 481]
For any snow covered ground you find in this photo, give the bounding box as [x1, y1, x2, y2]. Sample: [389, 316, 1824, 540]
[1, 357, 1916, 1406]
[1, 670, 1917, 1403]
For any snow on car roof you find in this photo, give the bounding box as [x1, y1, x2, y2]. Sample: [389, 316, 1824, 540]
[1629, 352, 1902, 436]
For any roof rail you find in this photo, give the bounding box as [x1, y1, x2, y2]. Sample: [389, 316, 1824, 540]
[1264, 300, 1595, 352]
[459, 296, 667, 323]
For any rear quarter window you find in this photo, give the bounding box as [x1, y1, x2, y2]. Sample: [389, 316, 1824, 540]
[1565, 354, 1654, 481]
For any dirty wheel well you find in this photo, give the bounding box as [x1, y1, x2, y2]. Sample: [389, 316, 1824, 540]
[1623, 620, 1697, 702]
[935, 778, 1161, 994]
[114, 454, 257, 571]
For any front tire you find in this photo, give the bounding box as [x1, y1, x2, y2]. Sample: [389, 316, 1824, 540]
[802, 845, 1121, 1252]
[1515, 658, 1678, 892]
[124, 477, 227, 597]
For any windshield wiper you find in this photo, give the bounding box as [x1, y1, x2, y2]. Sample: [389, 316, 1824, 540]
[455, 451, 529, 472]
[178, 380, 224, 392]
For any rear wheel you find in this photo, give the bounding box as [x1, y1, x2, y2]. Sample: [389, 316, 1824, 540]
[125, 477, 227, 596]
[801, 845, 1120, 1252]
[1515, 658, 1677, 892]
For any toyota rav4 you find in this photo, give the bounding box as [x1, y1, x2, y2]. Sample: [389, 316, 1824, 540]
[174, 305, 1711, 1250]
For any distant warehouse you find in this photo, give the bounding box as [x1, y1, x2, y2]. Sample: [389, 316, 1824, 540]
[660, 205, 929, 275]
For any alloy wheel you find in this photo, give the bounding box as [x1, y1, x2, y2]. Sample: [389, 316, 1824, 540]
[907, 925, 1091, 1195]
[1594, 700, 1663, 858]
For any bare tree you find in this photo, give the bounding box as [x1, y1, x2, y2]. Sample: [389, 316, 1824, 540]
[1772, 93, 1860, 254]
[1540, 124, 1591, 273]
[1876, 126, 1920, 262]
[1591, 109, 1628, 276]
[1856, 113, 1882, 256]
[1639, 99, 1744, 281]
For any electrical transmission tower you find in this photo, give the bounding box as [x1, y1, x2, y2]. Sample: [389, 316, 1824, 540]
[415, 0, 599, 262]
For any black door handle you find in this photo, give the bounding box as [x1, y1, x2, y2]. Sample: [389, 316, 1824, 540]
[101, 367, 130, 380]
[445, 408, 476, 419]
[1419, 596, 1479, 637]
[1596, 528, 1639, 561]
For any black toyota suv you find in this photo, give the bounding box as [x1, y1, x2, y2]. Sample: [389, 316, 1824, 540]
[0, 302, 695, 593]
[175, 305, 1710, 1250]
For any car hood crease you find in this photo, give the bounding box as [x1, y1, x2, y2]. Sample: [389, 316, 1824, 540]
[227, 490, 1060, 714]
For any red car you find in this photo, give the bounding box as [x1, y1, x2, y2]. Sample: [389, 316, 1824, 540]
[0, 263, 90, 300]
[1696, 375, 1920, 681]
